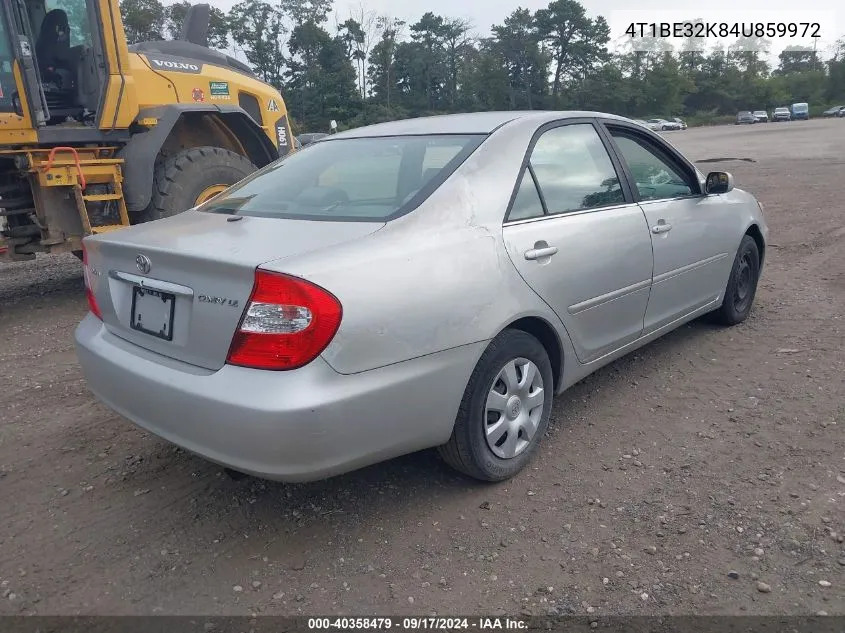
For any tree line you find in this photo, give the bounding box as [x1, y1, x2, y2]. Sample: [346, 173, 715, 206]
[119, 0, 845, 133]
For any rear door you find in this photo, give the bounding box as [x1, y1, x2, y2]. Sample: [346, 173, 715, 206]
[502, 119, 654, 364]
[600, 121, 736, 333]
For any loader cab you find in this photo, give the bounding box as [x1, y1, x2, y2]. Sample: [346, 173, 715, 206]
[0, 0, 108, 129]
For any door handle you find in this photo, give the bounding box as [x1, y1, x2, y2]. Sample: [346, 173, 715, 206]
[651, 222, 672, 234]
[524, 246, 558, 260]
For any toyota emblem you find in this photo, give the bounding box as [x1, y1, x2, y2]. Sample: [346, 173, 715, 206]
[136, 254, 151, 274]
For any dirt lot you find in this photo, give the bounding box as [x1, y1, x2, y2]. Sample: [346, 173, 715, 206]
[0, 119, 843, 617]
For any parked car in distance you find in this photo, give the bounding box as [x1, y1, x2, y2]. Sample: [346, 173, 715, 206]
[822, 105, 845, 117]
[772, 107, 791, 122]
[648, 118, 681, 131]
[297, 132, 329, 147]
[736, 111, 757, 124]
[672, 117, 687, 129]
[75, 111, 768, 484]
[631, 119, 650, 128]
[791, 102, 809, 120]
[753, 110, 769, 122]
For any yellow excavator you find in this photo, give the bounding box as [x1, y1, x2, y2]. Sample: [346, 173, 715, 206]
[0, 0, 294, 260]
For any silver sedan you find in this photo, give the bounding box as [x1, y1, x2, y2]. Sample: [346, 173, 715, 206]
[75, 111, 768, 483]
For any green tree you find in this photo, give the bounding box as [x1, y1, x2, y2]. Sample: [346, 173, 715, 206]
[287, 0, 333, 27]
[641, 51, 692, 115]
[827, 38, 845, 100]
[535, 0, 609, 98]
[367, 16, 405, 107]
[227, 0, 286, 87]
[120, 0, 165, 43]
[458, 37, 511, 111]
[776, 46, 824, 75]
[492, 8, 548, 110]
[287, 21, 359, 129]
[338, 18, 366, 97]
[441, 17, 473, 109]
[409, 12, 448, 111]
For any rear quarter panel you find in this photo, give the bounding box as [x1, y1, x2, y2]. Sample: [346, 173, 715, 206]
[261, 120, 570, 376]
[264, 219, 564, 375]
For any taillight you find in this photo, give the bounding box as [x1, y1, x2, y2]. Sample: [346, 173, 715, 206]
[81, 243, 102, 320]
[226, 270, 342, 371]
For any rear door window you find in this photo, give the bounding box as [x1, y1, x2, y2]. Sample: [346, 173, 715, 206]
[527, 123, 625, 215]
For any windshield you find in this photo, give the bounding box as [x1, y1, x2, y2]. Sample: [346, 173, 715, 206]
[793, 104, 808, 111]
[200, 134, 485, 222]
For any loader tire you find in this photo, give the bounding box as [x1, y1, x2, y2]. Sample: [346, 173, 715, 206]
[133, 146, 257, 224]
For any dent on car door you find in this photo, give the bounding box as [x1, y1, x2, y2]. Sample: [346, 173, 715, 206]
[604, 125, 736, 332]
[502, 121, 654, 364]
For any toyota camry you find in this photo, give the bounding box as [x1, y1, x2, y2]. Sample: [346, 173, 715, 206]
[75, 111, 768, 483]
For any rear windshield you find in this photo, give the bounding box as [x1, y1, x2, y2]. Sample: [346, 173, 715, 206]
[199, 134, 485, 222]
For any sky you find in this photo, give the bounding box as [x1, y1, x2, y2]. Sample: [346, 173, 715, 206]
[205, 0, 842, 64]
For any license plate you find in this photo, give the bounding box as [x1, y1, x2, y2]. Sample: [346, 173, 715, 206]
[130, 286, 175, 341]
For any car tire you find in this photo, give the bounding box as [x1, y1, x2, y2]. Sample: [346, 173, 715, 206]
[438, 329, 554, 482]
[709, 235, 761, 326]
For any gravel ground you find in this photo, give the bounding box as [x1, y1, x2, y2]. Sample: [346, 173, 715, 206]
[0, 119, 843, 617]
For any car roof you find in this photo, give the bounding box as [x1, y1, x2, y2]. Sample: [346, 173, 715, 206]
[329, 110, 635, 139]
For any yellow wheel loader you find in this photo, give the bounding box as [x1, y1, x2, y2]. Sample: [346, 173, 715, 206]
[0, 0, 294, 261]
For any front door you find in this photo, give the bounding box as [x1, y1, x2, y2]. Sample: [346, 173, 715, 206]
[602, 123, 736, 333]
[0, 0, 48, 130]
[502, 121, 654, 364]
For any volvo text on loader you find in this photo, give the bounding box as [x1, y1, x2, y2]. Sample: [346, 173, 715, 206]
[0, 0, 294, 260]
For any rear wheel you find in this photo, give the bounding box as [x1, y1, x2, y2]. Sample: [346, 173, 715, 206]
[709, 235, 760, 326]
[438, 329, 554, 482]
[132, 146, 257, 224]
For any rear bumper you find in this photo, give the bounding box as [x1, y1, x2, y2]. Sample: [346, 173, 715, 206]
[74, 315, 485, 482]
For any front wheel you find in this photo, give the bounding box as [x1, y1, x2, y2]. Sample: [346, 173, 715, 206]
[438, 329, 554, 482]
[709, 235, 760, 326]
[133, 147, 257, 224]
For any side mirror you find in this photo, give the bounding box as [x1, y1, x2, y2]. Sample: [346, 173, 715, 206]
[705, 171, 734, 194]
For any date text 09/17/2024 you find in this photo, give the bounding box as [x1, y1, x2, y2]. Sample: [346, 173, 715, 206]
[307, 617, 528, 630]
[625, 21, 821, 39]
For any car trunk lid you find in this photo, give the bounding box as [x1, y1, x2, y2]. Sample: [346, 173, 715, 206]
[85, 210, 383, 370]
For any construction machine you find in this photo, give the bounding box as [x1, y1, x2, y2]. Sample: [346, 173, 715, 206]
[0, 0, 294, 260]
